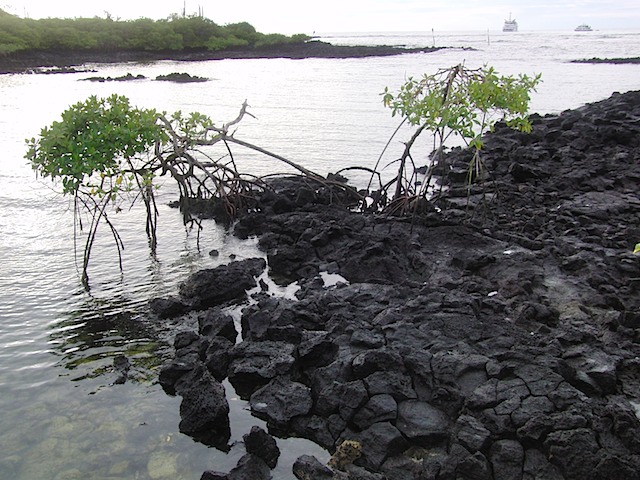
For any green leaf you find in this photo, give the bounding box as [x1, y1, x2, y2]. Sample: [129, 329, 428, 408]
[27, 94, 165, 196]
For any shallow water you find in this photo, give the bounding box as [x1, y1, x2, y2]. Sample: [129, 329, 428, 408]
[1, 29, 639, 479]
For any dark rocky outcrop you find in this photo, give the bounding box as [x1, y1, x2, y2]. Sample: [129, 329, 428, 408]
[150, 257, 266, 317]
[82, 72, 146, 82]
[176, 364, 231, 449]
[155, 72, 208, 82]
[243, 426, 281, 469]
[157, 90, 640, 479]
[572, 57, 640, 64]
[177, 257, 266, 311]
[159, 328, 231, 449]
[149, 295, 189, 318]
[198, 427, 280, 479]
[201, 454, 272, 480]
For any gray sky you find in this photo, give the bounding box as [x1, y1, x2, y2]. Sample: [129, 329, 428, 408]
[2, 0, 638, 33]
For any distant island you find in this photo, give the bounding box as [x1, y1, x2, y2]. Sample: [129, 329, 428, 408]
[0, 9, 443, 73]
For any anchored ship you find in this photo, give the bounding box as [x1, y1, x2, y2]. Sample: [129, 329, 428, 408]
[503, 13, 518, 32]
[575, 24, 593, 32]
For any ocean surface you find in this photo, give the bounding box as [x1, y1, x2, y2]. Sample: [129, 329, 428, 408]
[1, 30, 639, 479]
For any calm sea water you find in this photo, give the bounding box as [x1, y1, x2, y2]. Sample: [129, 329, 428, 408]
[1, 30, 639, 479]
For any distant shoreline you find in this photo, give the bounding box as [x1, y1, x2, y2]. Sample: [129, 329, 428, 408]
[0, 41, 446, 74]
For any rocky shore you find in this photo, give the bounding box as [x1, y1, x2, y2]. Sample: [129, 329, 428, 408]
[0, 41, 444, 74]
[152, 90, 640, 480]
[572, 57, 640, 64]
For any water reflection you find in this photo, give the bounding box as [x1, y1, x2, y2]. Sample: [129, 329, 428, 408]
[49, 293, 179, 389]
[36, 285, 329, 480]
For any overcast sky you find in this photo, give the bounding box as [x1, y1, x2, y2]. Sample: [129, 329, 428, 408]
[2, 1, 638, 33]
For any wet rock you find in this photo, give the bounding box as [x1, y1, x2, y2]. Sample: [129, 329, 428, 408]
[455, 414, 491, 453]
[2, 43, 450, 75]
[249, 376, 313, 431]
[159, 333, 203, 394]
[159, 360, 197, 395]
[563, 346, 620, 396]
[341, 464, 386, 479]
[362, 371, 417, 401]
[618, 310, 640, 328]
[179, 258, 266, 309]
[313, 379, 369, 421]
[352, 394, 397, 430]
[228, 341, 296, 399]
[354, 422, 409, 471]
[292, 455, 333, 480]
[522, 449, 563, 480]
[290, 415, 336, 450]
[174, 330, 203, 350]
[438, 444, 492, 480]
[452, 250, 496, 271]
[241, 297, 304, 343]
[350, 329, 385, 348]
[517, 302, 560, 327]
[159, 91, 640, 480]
[158, 330, 210, 394]
[201, 472, 228, 480]
[176, 364, 230, 450]
[204, 336, 235, 381]
[243, 426, 280, 469]
[198, 309, 238, 342]
[489, 439, 524, 480]
[298, 330, 338, 368]
[351, 348, 405, 379]
[395, 400, 450, 445]
[226, 454, 271, 480]
[149, 295, 188, 318]
[200, 453, 273, 480]
[380, 455, 423, 480]
[544, 428, 600, 478]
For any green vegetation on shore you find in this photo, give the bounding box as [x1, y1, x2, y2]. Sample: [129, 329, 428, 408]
[0, 8, 309, 56]
[26, 64, 540, 287]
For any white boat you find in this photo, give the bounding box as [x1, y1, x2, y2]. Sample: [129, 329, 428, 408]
[503, 13, 518, 32]
[575, 24, 593, 32]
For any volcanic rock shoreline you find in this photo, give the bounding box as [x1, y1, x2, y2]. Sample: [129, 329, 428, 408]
[153, 90, 640, 480]
[0, 41, 445, 74]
